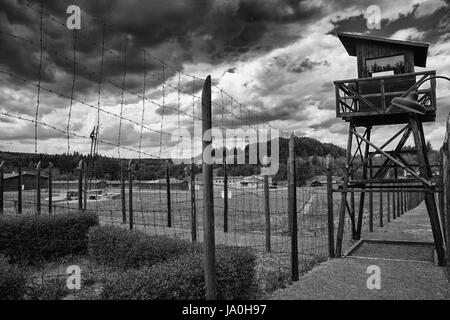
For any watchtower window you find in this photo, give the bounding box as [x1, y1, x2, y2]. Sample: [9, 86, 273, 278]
[366, 55, 406, 77]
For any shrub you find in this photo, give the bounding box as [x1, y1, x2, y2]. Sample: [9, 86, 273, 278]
[0, 256, 27, 300]
[0, 212, 98, 264]
[88, 226, 197, 269]
[100, 246, 257, 300]
[26, 277, 70, 300]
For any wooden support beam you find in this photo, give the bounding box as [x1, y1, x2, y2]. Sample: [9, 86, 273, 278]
[410, 116, 445, 266]
[351, 129, 431, 186]
[336, 123, 353, 257]
[350, 124, 408, 176]
[356, 126, 371, 239]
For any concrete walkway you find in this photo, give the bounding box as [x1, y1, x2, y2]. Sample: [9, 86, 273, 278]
[270, 202, 450, 300]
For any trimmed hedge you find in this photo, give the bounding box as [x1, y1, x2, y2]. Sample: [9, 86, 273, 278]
[27, 278, 70, 300]
[0, 256, 27, 300]
[0, 212, 98, 264]
[100, 246, 257, 300]
[88, 226, 197, 268]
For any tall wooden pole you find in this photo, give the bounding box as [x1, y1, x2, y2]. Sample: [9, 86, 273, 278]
[264, 174, 271, 253]
[0, 162, 4, 215]
[190, 162, 197, 243]
[121, 162, 126, 223]
[17, 163, 22, 214]
[288, 133, 298, 281]
[78, 159, 83, 212]
[166, 161, 172, 228]
[202, 75, 216, 299]
[128, 160, 134, 230]
[223, 158, 228, 233]
[48, 162, 53, 214]
[36, 161, 41, 215]
[326, 159, 335, 258]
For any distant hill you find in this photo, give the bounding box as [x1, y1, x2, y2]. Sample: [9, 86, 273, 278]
[277, 136, 346, 163]
[0, 136, 346, 181]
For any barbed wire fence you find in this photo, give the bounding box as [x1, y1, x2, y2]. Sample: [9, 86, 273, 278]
[0, 0, 420, 299]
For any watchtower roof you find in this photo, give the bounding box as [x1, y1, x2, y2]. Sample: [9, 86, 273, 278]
[337, 32, 429, 67]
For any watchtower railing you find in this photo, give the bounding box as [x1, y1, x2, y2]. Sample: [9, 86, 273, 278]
[334, 70, 436, 119]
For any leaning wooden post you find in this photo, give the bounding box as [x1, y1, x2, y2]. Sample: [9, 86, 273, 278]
[83, 163, 87, 211]
[395, 168, 400, 218]
[202, 75, 216, 300]
[403, 185, 408, 213]
[369, 158, 373, 232]
[392, 186, 397, 220]
[350, 165, 356, 239]
[336, 124, 353, 257]
[379, 190, 383, 227]
[223, 157, 229, 233]
[121, 162, 126, 224]
[288, 133, 299, 281]
[400, 183, 404, 215]
[0, 161, 4, 215]
[17, 163, 22, 214]
[387, 187, 391, 223]
[78, 159, 83, 212]
[190, 161, 197, 243]
[326, 156, 335, 258]
[166, 161, 172, 228]
[128, 160, 134, 230]
[264, 174, 271, 253]
[36, 161, 41, 215]
[48, 162, 53, 214]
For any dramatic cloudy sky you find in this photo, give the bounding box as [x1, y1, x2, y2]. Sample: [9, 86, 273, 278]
[0, 0, 449, 159]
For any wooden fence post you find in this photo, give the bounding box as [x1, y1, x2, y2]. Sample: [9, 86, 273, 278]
[400, 184, 404, 215]
[78, 159, 83, 212]
[166, 161, 172, 228]
[36, 161, 41, 215]
[379, 190, 383, 227]
[48, 162, 53, 214]
[128, 160, 134, 230]
[83, 162, 87, 211]
[0, 162, 4, 215]
[190, 162, 197, 243]
[288, 133, 299, 281]
[387, 188, 391, 223]
[202, 75, 216, 300]
[369, 159, 373, 232]
[17, 163, 22, 214]
[121, 162, 126, 224]
[264, 174, 271, 253]
[223, 158, 228, 233]
[326, 158, 335, 258]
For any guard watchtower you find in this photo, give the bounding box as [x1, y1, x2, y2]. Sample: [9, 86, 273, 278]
[333, 33, 445, 265]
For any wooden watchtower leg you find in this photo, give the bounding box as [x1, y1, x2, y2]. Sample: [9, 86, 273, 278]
[356, 126, 371, 239]
[410, 116, 445, 266]
[336, 123, 353, 257]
